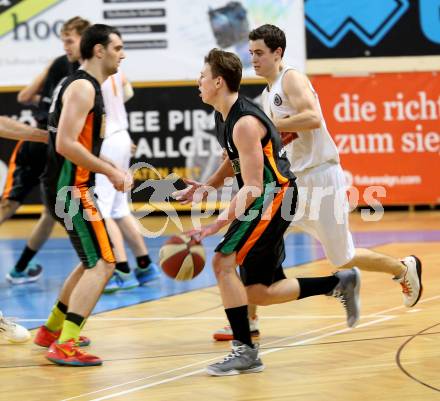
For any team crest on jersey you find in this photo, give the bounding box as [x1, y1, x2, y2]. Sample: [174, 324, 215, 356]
[230, 158, 241, 175]
[274, 94, 282, 106]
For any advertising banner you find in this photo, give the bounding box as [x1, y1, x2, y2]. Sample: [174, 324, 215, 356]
[0, 0, 305, 86]
[306, 0, 440, 58]
[2, 73, 439, 207]
[310, 71, 440, 205]
[0, 83, 265, 204]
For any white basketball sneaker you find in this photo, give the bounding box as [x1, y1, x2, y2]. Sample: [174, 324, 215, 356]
[213, 316, 260, 341]
[0, 312, 31, 343]
[394, 255, 423, 307]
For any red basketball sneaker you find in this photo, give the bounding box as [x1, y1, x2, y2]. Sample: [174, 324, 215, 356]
[46, 340, 102, 366]
[34, 325, 91, 347]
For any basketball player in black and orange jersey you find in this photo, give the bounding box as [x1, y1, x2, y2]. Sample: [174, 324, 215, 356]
[0, 116, 47, 344]
[7, 16, 159, 290]
[35, 24, 130, 367]
[4, 17, 89, 286]
[174, 49, 361, 376]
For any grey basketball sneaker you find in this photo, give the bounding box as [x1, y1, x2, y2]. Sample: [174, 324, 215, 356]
[394, 255, 423, 307]
[206, 340, 265, 376]
[328, 267, 361, 328]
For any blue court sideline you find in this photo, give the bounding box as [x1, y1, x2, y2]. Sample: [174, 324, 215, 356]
[0, 230, 439, 329]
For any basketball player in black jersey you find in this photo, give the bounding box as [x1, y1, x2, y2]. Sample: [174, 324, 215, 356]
[4, 17, 90, 285]
[174, 49, 361, 376]
[0, 116, 47, 343]
[36, 24, 130, 366]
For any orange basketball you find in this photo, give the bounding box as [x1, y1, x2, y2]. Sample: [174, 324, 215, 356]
[159, 234, 206, 280]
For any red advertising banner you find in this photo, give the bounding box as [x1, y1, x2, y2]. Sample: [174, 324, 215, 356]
[311, 72, 440, 205]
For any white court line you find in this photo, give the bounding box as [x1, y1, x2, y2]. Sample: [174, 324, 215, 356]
[86, 317, 395, 401]
[61, 316, 398, 401]
[26, 294, 440, 323]
[369, 294, 440, 314]
[59, 294, 440, 401]
[60, 318, 362, 401]
[19, 314, 392, 323]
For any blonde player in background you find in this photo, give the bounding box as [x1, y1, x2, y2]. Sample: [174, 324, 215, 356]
[213, 24, 423, 341]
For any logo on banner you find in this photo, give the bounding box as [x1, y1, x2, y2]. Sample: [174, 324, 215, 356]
[0, 0, 62, 39]
[305, 0, 410, 47]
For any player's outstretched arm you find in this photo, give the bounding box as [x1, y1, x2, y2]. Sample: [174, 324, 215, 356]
[0, 116, 48, 142]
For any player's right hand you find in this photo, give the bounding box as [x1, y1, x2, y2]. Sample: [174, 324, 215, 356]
[172, 178, 208, 205]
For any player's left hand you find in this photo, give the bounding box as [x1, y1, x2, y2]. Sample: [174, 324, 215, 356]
[186, 222, 221, 242]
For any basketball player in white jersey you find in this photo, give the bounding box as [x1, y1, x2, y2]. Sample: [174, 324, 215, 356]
[95, 71, 160, 292]
[213, 24, 422, 341]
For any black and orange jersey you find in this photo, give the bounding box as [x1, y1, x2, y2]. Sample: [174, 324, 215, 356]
[2, 140, 47, 203]
[35, 54, 80, 129]
[214, 96, 297, 276]
[42, 69, 105, 194]
[215, 96, 295, 190]
[41, 70, 114, 268]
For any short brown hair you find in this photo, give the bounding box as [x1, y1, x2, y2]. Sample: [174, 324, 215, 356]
[80, 24, 121, 60]
[204, 48, 242, 93]
[249, 24, 286, 57]
[61, 16, 91, 36]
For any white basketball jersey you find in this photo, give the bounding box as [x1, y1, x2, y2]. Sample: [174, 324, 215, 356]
[262, 66, 339, 173]
[101, 71, 129, 137]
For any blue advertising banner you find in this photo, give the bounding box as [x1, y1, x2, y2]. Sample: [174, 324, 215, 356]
[306, 0, 440, 58]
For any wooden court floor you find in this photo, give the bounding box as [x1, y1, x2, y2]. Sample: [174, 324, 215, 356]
[0, 211, 439, 401]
